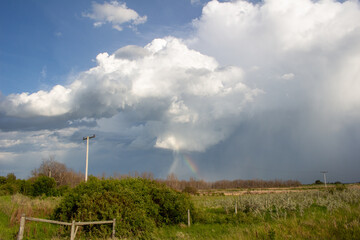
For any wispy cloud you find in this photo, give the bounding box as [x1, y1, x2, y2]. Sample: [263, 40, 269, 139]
[190, 0, 201, 5]
[54, 32, 62, 37]
[40, 66, 47, 79]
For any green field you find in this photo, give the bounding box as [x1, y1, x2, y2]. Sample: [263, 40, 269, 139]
[1, 185, 359, 239]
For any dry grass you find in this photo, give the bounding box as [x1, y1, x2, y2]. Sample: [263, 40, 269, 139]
[3, 194, 61, 226]
[199, 184, 359, 196]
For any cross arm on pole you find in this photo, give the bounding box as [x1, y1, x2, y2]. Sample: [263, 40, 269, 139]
[83, 134, 95, 141]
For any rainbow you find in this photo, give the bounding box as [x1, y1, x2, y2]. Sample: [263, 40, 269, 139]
[168, 151, 200, 178]
[183, 155, 198, 175]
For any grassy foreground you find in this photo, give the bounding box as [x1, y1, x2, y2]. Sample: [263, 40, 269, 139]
[1, 185, 359, 239]
[157, 187, 360, 239]
[0, 194, 61, 239]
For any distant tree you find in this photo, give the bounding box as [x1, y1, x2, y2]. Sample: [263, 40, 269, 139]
[315, 180, 323, 185]
[183, 186, 198, 195]
[0, 176, 6, 185]
[31, 155, 83, 187]
[141, 172, 154, 180]
[6, 173, 16, 183]
[166, 173, 180, 189]
[0, 173, 19, 195]
[63, 170, 84, 188]
[18, 179, 33, 196]
[32, 155, 67, 185]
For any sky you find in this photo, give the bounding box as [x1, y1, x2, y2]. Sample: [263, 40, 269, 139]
[1, 0, 360, 184]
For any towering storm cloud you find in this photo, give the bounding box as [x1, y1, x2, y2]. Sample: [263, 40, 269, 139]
[191, 0, 360, 114]
[0, 37, 260, 152]
[187, 0, 360, 181]
[1, 0, 360, 182]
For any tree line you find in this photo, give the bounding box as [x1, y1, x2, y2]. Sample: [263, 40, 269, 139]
[110, 172, 301, 190]
[158, 173, 301, 191]
[0, 157, 83, 196]
[0, 158, 301, 197]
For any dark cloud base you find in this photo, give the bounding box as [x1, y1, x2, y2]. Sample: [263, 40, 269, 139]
[0, 114, 97, 132]
[195, 111, 360, 184]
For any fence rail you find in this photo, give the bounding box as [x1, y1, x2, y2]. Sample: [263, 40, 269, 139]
[75, 220, 114, 226]
[17, 214, 116, 240]
[24, 216, 72, 226]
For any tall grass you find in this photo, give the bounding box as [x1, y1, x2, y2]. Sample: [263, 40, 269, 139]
[156, 186, 360, 239]
[1, 186, 359, 239]
[0, 194, 62, 239]
[194, 187, 360, 221]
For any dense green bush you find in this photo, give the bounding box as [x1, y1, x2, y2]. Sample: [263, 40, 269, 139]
[31, 176, 57, 197]
[0, 173, 21, 195]
[0, 183, 17, 195]
[0, 176, 7, 185]
[52, 177, 194, 239]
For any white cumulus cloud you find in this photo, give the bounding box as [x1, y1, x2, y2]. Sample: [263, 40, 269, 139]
[0, 85, 72, 118]
[83, 1, 147, 31]
[0, 37, 260, 152]
[191, 0, 360, 113]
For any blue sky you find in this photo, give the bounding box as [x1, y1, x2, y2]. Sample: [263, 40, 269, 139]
[0, 0, 203, 95]
[1, 0, 360, 184]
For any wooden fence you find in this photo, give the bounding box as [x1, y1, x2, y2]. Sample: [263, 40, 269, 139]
[18, 209, 193, 239]
[17, 214, 116, 240]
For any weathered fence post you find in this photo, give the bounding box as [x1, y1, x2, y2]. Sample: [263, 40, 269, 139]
[235, 201, 237, 214]
[112, 218, 116, 239]
[70, 220, 75, 240]
[17, 216, 114, 239]
[187, 209, 190, 227]
[74, 226, 79, 238]
[17, 214, 26, 240]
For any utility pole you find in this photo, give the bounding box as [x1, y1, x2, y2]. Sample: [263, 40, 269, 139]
[83, 135, 95, 182]
[320, 171, 328, 188]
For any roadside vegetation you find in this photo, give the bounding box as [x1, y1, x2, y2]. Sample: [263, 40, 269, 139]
[1, 183, 359, 239]
[53, 177, 194, 239]
[156, 184, 360, 240]
[0, 159, 359, 239]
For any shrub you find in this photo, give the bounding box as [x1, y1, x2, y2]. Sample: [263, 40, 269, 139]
[183, 186, 198, 195]
[0, 176, 6, 185]
[335, 184, 346, 192]
[18, 180, 34, 196]
[0, 173, 21, 195]
[31, 176, 57, 197]
[315, 180, 323, 185]
[52, 177, 194, 239]
[0, 183, 18, 195]
[6, 173, 16, 183]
